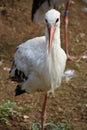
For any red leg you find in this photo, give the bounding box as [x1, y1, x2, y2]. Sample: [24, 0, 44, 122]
[64, 0, 76, 61]
[41, 94, 48, 130]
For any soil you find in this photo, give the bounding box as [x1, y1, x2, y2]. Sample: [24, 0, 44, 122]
[0, 0, 87, 130]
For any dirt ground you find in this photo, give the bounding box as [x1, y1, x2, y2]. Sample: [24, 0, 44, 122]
[0, 0, 87, 130]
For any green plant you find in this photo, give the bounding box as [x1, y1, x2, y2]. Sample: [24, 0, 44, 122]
[57, 121, 73, 130]
[31, 121, 73, 130]
[24, 104, 32, 111]
[0, 100, 23, 125]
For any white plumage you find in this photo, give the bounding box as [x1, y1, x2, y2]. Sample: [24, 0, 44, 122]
[10, 9, 67, 94]
[10, 9, 67, 130]
[32, 0, 76, 61]
[32, 0, 70, 23]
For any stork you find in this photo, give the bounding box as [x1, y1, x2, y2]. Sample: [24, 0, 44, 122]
[10, 9, 67, 130]
[31, 0, 75, 61]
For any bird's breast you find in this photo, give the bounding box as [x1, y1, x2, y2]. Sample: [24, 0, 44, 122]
[42, 46, 66, 93]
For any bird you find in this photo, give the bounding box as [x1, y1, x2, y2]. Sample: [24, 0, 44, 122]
[10, 9, 67, 130]
[31, 0, 75, 61]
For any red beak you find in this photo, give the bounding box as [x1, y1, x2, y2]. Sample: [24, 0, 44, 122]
[48, 27, 55, 54]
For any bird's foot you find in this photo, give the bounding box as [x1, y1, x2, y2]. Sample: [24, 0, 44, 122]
[67, 54, 77, 61]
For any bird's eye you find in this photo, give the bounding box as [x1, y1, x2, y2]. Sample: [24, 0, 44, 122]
[56, 18, 59, 23]
[45, 19, 48, 23]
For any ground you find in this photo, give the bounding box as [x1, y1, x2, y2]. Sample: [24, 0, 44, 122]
[0, 0, 87, 130]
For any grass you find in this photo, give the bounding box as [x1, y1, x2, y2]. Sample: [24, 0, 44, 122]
[31, 121, 73, 130]
[0, 100, 23, 126]
[24, 104, 32, 111]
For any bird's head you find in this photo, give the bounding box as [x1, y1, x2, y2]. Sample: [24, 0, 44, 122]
[45, 9, 60, 53]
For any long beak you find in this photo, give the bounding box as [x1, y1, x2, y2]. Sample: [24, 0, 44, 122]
[48, 27, 55, 54]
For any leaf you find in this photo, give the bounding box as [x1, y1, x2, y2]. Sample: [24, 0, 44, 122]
[46, 124, 58, 130]
[31, 123, 41, 130]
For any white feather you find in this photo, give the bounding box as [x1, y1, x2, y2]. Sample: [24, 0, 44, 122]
[10, 9, 67, 94]
[33, 0, 69, 23]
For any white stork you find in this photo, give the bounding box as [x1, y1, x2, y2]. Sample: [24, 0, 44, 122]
[10, 9, 67, 130]
[31, 0, 75, 61]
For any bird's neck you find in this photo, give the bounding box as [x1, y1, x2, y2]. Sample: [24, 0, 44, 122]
[53, 27, 61, 46]
[45, 27, 61, 48]
[44, 27, 61, 93]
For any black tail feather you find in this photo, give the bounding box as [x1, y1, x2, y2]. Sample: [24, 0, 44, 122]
[15, 85, 26, 96]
